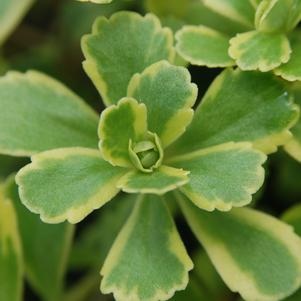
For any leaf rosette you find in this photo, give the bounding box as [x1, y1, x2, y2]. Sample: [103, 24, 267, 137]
[0, 11, 301, 301]
[175, 0, 301, 80]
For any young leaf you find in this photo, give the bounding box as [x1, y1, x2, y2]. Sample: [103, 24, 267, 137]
[70, 193, 134, 269]
[284, 83, 301, 162]
[179, 195, 301, 301]
[98, 97, 147, 167]
[0, 71, 99, 157]
[118, 165, 189, 195]
[16, 148, 126, 224]
[275, 32, 301, 81]
[82, 11, 175, 105]
[127, 60, 197, 147]
[4, 176, 74, 301]
[229, 30, 291, 71]
[255, 0, 301, 33]
[202, 0, 256, 29]
[169, 142, 266, 211]
[101, 194, 193, 301]
[0, 0, 34, 45]
[175, 25, 234, 67]
[0, 183, 23, 301]
[168, 68, 299, 156]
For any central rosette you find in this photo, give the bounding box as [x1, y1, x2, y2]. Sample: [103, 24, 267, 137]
[129, 132, 163, 173]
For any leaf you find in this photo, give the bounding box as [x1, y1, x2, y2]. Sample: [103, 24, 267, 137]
[82, 11, 175, 106]
[101, 194, 193, 301]
[127, 60, 197, 147]
[168, 68, 299, 156]
[275, 32, 301, 81]
[16, 147, 126, 224]
[255, 0, 301, 33]
[179, 195, 301, 301]
[175, 25, 234, 67]
[202, 0, 256, 29]
[118, 165, 189, 195]
[284, 83, 301, 162]
[99, 97, 147, 167]
[229, 30, 291, 71]
[4, 176, 74, 301]
[0, 71, 99, 157]
[0, 0, 34, 45]
[70, 193, 134, 269]
[169, 142, 265, 211]
[0, 183, 23, 301]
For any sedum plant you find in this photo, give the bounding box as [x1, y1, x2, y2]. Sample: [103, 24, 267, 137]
[175, 0, 301, 79]
[1, 6, 301, 301]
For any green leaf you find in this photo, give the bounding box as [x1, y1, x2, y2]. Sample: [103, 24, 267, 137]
[179, 195, 301, 301]
[4, 176, 74, 301]
[118, 165, 189, 195]
[229, 30, 291, 71]
[0, 0, 34, 45]
[275, 32, 301, 81]
[169, 142, 265, 211]
[99, 97, 147, 167]
[202, 0, 256, 29]
[16, 147, 126, 224]
[0, 71, 99, 157]
[82, 11, 175, 106]
[127, 60, 197, 147]
[70, 193, 134, 269]
[284, 83, 301, 162]
[255, 0, 301, 33]
[0, 183, 23, 301]
[168, 68, 299, 156]
[175, 25, 234, 68]
[101, 194, 193, 301]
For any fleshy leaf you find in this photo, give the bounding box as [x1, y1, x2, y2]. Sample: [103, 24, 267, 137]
[175, 26, 234, 68]
[99, 97, 147, 167]
[4, 176, 74, 301]
[16, 147, 126, 224]
[229, 30, 291, 71]
[70, 193, 134, 269]
[82, 11, 175, 105]
[101, 194, 193, 301]
[255, 0, 301, 33]
[127, 61, 197, 147]
[0, 71, 99, 157]
[275, 32, 301, 81]
[118, 165, 189, 195]
[284, 83, 301, 162]
[179, 195, 301, 301]
[169, 142, 266, 211]
[0, 0, 34, 45]
[202, 0, 256, 29]
[168, 68, 299, 156]
[0, 183, 23, 301]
